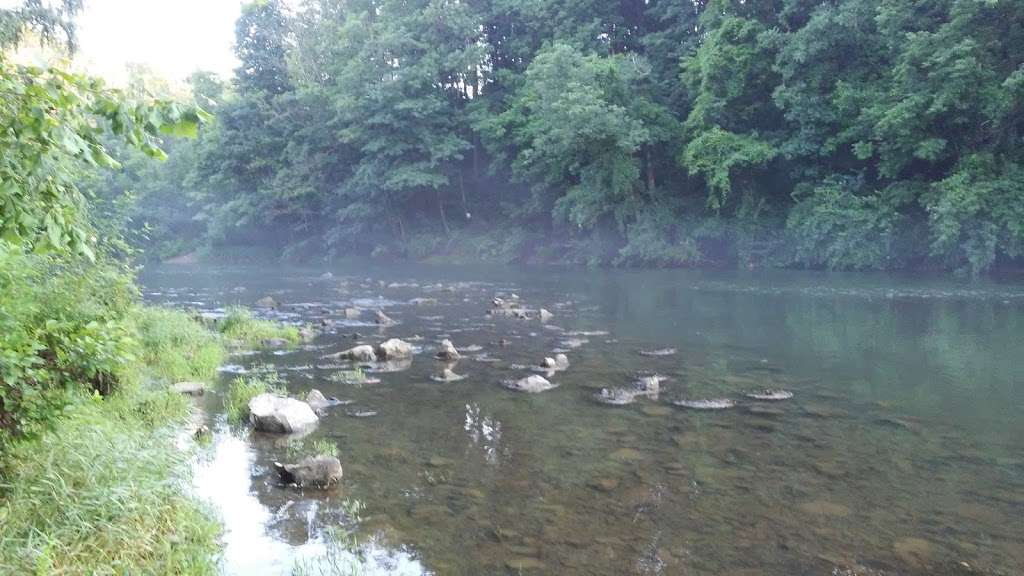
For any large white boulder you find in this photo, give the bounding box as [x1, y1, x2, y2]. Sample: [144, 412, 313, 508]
[248, 394, 318, 434]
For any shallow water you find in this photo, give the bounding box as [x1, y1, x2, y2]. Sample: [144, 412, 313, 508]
[141, 263, 1024, 576]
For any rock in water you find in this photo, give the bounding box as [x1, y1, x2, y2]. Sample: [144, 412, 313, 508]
[374, 310, 396, 325]
[263, 337, 289, 347]
[503, 375, 557, 393]
[435, 339, 460, 361]
[594, 388, 639, 405]
[326, 344, 377, 362]
[554, 353, 570, 370]
[319, 272, 334, 280]
[540, 357, 557, 369]
[171, 381, 205, 396]
[745, 389, 794, 401]
[305, 389, 341, 413]
[248, 394, 318, 434]
[638, 347, 676, 357]
[274, 455, 342, 488]
[376, 338, 413, 360]
[673, 398, 736, 410]
[342, 307, 361, 319]
[255, 296, 277, 308]
[430, 367, 466, 382]
[539, 308, 554, 322]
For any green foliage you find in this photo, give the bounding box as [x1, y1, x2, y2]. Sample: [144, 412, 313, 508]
[88, 0, 1024, 273]
[131, 307, 225, 384]
[0, 391, 221, 575]
[218, 306, 301, 346]
[224, 373, 283, 424]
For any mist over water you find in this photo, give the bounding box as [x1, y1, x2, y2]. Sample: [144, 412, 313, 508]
[142, 262, 1024, 576]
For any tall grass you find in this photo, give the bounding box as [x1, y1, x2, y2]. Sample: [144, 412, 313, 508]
[224, 373, 284, 423]
[0, 391, 221, 575]
[218, 306, 301, 347]
[131, 306, 225, 383]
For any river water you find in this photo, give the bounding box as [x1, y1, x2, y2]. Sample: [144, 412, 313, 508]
[140, 263, 1024, 576]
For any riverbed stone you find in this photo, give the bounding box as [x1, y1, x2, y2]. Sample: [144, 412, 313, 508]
[504, 375, 557, 393]
[248, 394, 318, 434]
[375, 309, 396, 325]
[330, 344, 376, 362]
[893, 537, 934, 570]
[539, 308, 554, 322]
[274, 455, 342, 488]
[435, 339, 460, 361]
[376, 338, 413, 360]
[342, 307, 361, 319]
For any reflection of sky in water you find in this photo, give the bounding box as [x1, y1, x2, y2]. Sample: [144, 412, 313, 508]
[193, 431, 426, 575]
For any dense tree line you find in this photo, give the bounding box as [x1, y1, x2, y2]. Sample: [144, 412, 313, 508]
[108, 0, 1024, 273]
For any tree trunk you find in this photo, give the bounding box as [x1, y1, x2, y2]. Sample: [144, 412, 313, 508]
[437, 188, 451, 236]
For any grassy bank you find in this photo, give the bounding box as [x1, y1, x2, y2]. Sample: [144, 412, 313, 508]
[0, 247, 230, 574]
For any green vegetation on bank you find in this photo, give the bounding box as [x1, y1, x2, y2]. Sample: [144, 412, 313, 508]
[219, 306, 302, 347]
[92, 0, 1024, 273]
[224, 373, 283, 424]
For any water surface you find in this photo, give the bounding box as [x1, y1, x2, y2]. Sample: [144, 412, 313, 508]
[141, 263, 1024, 576]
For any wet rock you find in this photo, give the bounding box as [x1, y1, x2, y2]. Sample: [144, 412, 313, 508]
[374, 309, 396, 325]
[298, 326, 317, 341]
[638, 375, 666, 395]
[319, 272, 334, 280]
[263, 337, 290, 347]
[346, 408, 378, 418]
[274, 455, 343, 488]
[434, 339, 460, 361]
[503, 375, 557, 393]
[745, 389, 794, 401]
[376, 338, 413, 360]
[327, 344, 377, 362]
[430, 367, 466, 382]
[638, 347, 676, 357]
[539, 308, 554, 322]
[560, 338, 587, 349]
[305, 389, 346, 414]
[171, 381, 205, 396]
[409, 297, 437, 306]
[673, 398, 736, 410]
[594, 388, 640, 405]
[255, 296, 277, 308]
[248, 394, 318, 434]
[797, 500, 851, 518]
[342, 307, 361, 319]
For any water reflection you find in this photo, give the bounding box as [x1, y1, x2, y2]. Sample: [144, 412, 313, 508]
[143, 263, 1024, 575]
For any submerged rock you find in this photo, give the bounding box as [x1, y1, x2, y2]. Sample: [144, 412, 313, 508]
[503, 375, 557, 393]
[274, 455, 342, 488]
[171, 381, 205, 396]
[745, 389, 794, 401]
[430, 367, 466, 382]
[594, 388, 640, 405]
[672, 398, 736, 410]
[327, 344, 377, 362]
[539, 308, 554, 322]
[374, 309, 396, 325]
[434, 339, 460, 361]
[248, 394, 318, 434]
[638, 347, 677, 357]
[376, 338, 413, 360]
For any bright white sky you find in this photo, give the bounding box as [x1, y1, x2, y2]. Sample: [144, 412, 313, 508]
[75, 0, 245, 85]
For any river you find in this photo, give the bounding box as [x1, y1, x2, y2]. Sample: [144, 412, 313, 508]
[140, 262, 1024, 576]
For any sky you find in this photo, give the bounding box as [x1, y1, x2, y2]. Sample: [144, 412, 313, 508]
[74, 0, 246, 85]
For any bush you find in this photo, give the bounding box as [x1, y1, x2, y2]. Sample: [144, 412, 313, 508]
[218, 307, 301, 347]
[0, 246, 138, 445]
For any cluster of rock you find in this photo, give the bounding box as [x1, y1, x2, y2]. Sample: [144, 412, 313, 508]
[487, 295, 553, 322]
[672, 389, 794, 411]
[593, 375, 666, 406]
[326, 337, 414, 363]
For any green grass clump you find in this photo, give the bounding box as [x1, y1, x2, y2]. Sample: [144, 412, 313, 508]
[0, 391, 221, 575]
[131, 307, 226, 384]
[218, 307, 301, 347]
[224, 373, 284, 423]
